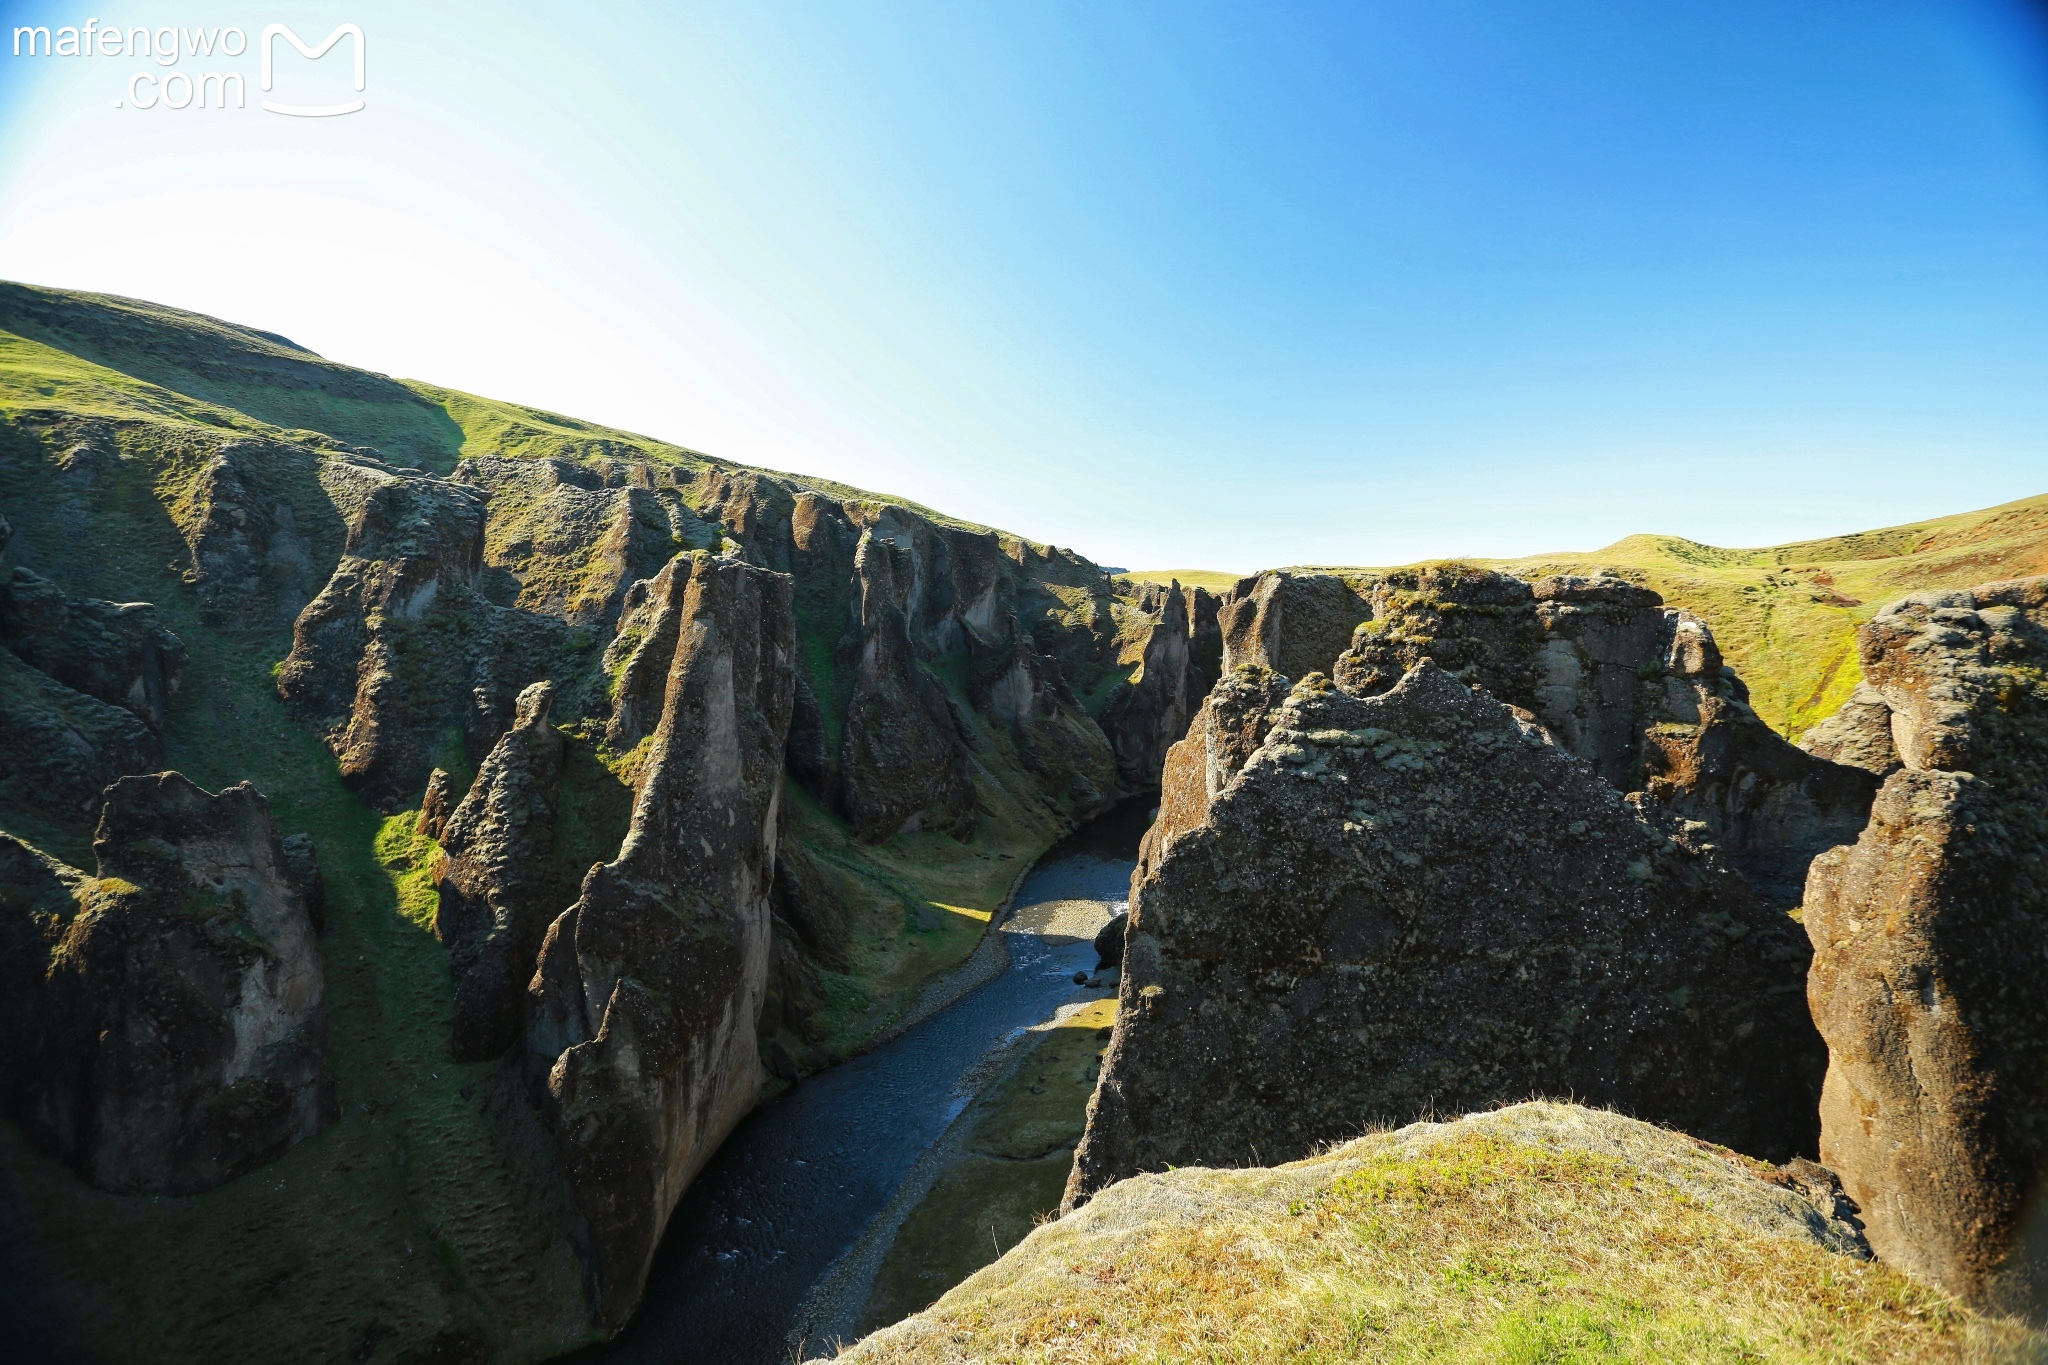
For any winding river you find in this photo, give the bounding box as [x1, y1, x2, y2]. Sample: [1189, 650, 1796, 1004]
[573, 799, 1151, 1365]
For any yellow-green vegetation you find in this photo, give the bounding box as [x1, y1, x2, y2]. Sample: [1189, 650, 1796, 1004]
[787, 780, 1061, 1059]
[0, 447, 594, 1361]
[859, 997, 1119, 1334]
[1295, 492, 2048, 740]
[836, 1102, 2044, 1364]
[1114, 569, 1244, 594]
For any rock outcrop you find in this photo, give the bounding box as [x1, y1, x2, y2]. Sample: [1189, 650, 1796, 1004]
[277, 456, 575, 810]
[0, 566, 187, 729]
[0, 554, 179, 817]
[5, 775, 333, 1194]
[1331, 566, 1877, 898]
[1218, 570, 1374, 681]
[838, 530, 979, 840]
[1066, 662, 1824, 1211]
[1099, 582, 1201, 790]
[434, 680, 565, 1062]
[525, 554, 795, 1330]
[1802, 578, 2048, 1315]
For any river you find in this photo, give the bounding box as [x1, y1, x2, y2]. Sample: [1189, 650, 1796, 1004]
[571, 799, 1151, 1365]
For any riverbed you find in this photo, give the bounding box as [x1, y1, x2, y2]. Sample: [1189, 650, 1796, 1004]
[572, 799, 1150, 1365]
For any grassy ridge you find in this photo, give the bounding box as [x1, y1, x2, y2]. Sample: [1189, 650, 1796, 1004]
[1113, 569, 1244, 594]
[839, 1103, 2044, 1364]
[1292, 492, 2048, 740]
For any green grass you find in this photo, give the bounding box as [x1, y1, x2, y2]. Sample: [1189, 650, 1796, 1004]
[1292, 491, 2048, 740]
[1114, 569, 1245, 594]
[0, 412, 595, 1363]
[859, 997, 1118, 1334]
[838, 1105, 2046, 1364]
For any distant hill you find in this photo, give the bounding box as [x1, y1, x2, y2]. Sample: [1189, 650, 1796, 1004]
[1296, 493, 2048, 740]
[1114, 568, 1244, 594]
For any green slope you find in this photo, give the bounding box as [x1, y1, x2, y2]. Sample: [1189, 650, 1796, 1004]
[1296, 492, 2048, 740]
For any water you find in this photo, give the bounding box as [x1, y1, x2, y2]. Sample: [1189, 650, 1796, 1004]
[573, 799, 1151, 1365]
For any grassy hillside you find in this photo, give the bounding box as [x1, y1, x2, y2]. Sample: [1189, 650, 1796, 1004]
[1113, 568, 1243, 594]
[1296, 492, 2048, 740]
[0, 281, 1125, 1361]
[832, 1102, 2045, 1364]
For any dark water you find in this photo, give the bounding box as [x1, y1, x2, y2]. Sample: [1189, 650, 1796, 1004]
[573, 799, 1151, 1365]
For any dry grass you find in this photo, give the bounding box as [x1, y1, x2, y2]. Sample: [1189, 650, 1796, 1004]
[834, 1104, 2045, 1364]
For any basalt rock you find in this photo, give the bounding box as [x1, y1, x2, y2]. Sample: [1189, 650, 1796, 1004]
[11, 774, 333, 1194]
[277, 456, 573, 810]
[971, 612, 1116, 821]
[1218, 570, 1374, 681]
[435, 681, 565, 1062]
[1099, 583, 1201, 790]
[1802, 578, 2048, 1315]
[0, 644, 162, 817]
[456, 457, 714, 626]
[1799, 683, 1901, 777]
[0, 566, 187, 729]
[1066, 662, 1823, 1211]
[166, 438, 339, 627]
[839, 530, 978, 841]
[525, 553, 795, 1331]
[1331, 566, 1877, 899]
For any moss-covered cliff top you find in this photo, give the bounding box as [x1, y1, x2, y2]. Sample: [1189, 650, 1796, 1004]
[1290, 492, 2048, 739]
[827, 1101, 2044, 1364]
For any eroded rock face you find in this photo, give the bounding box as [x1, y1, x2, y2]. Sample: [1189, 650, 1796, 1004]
[8, 775, 333, 1194]
[1066, 662, 1824, 1211]
[0, 555, 175, 816]
[1218, 570, 1374, 682]
[525, 554, 795, 1330]
[1798, 683, 1900, 777]
[1331, 566, 1877, 898]
[277, 456, 574, 810]
[1802, 579, 2048, 1314]
[970, 612, 1116, 819]
[1, 567, 187, 729]
[839, 530, 978, 841]
[435, 680, 565, 1062]
[1100, 583, 1200, 790]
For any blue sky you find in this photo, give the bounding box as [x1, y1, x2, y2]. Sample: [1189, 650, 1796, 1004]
[1, 1, 2045, 571]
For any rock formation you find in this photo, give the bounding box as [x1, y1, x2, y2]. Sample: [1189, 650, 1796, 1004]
[0, 552, 182, 817]
[1099, 582, 1200, 789]
[1218, 570, 1374, 680]
[4, 774, 333, 1194]
[1802, 578, 2048, 1314]
[1066, 661, 1824, 1210]
[838, 530, 980, 840]
[434, 680, 566, 1062]
[525, 554, 795, 1330]
[1331, 566, 1877, 898]
[277, 455, 576, 810]
[0, 566, 187, 729]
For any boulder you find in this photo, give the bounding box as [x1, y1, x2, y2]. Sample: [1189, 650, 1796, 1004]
[1331, 566, 1877, 899]
[1218, 570, 1374, 681]
[434, 680, 565, 1062]
[1066, 662, 1823, 1211]
[9, 774, 333, 1194]
[1802, 578, 2048, 1314]
[525, 553, 795, 1330]
[1092, 911, 1127, 969]
[1798, 682, 1900, 777]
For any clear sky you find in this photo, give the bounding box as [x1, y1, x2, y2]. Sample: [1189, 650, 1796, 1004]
[1, 1, 2045, 572]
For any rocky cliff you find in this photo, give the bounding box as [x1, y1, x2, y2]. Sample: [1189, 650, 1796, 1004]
[1330, 565, 1877, 899]
[1067, 661, 1824, 1209]
[434, 679, 566, 1062]
[4, 774, 333, 1194]
[1802, 577, 2048, 1316]
[526, 553, 795, 1329]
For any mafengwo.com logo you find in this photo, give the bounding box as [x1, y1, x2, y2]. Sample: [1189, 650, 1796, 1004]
[10, 19, 365, 116]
